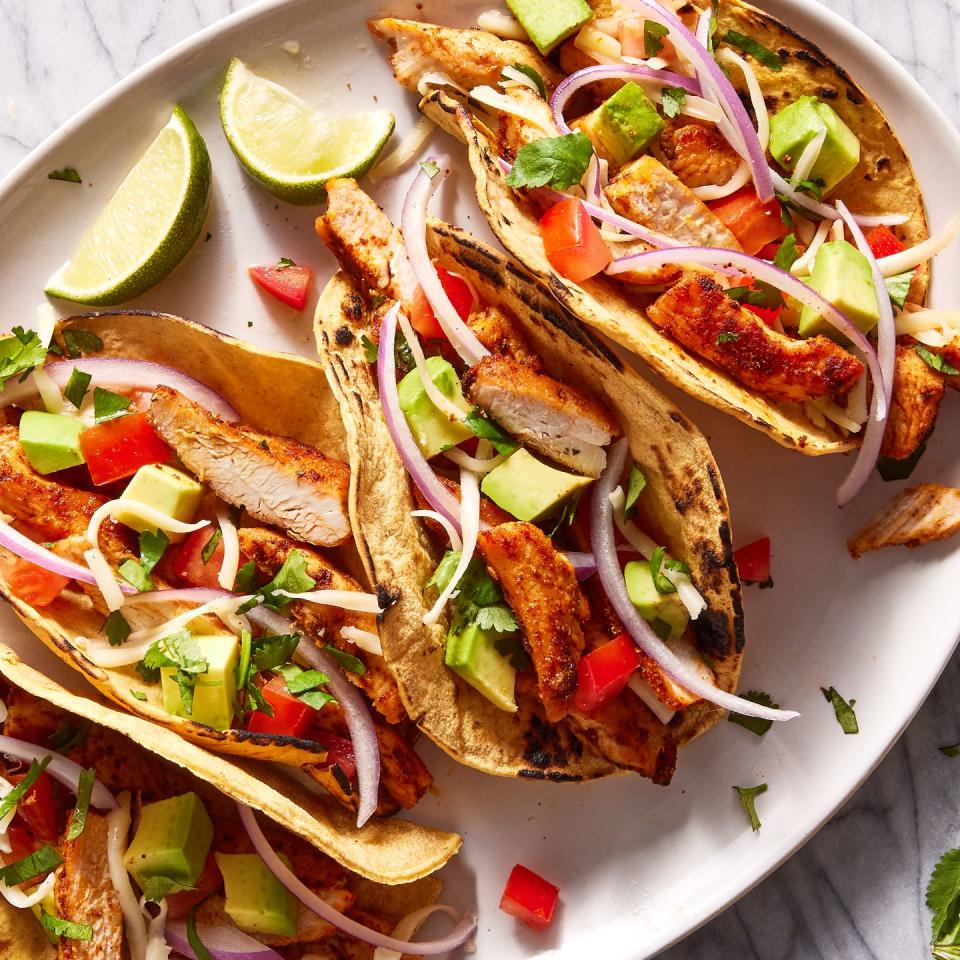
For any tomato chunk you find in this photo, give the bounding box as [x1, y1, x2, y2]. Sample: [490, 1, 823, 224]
[6, 558, 70, 607]
[78, 412, 171, 486]
[709, 188, 787, 256]
[573, 633, 640, 713]
[172, 527, 242, 590]
[734, 536, 771, 585]
[864, 225, 905, 260]
[500, 864, 560, 931]
[9, 771, 58, 846]
[249, 262, 312, 310]
[540, 198, 612, 283]
[166, 852, 223, 920]
[246, 676, 313, 738]
[619, 17, 676, 60]
[411, 265, 474, 341]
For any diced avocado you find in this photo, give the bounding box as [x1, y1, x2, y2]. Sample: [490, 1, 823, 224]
[594, 82, 664, 166]
[768, 96, 860, 194]
[397, 356, 473, 459]
[18, 411, 85, 475]
[122, 792, 213, 896]
[116, 464, 203, 540]
[798, 240, 880, 339]
[481, 448, 592, 523]
[161, 633, 239, 730]
[215, 852, 299, 937]
[445, 622, 518, 712]
[505, 0, 592, 54]
[624, 560, 689, 638]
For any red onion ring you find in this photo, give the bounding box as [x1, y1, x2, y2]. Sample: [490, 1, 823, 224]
[165, 921, 282, 960]
[237, 802, 477, 954]
[550, 64, 701, 134]
[770, 170, 909, 228]
[0, 357, 240, 421]
[590, 439, 798, 721]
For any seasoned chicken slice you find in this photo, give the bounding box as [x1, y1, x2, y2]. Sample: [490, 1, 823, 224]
[648, 274, 866, 403]
[464, 355, 620, 477]
[848, 484, 960, 558]
[415, 476, 514, 532]
[236, 527, 404, 725]
[600, 237, 683, 287]
[149, 387, 352, 548]
[659, 120, 742, 190]
[881, 343, 945, 460]
[55, 812, 124, 959]
[494, 85, 560, 159]
[605, 155, 742, 249]
[477, 523, 588, 722]
[368, 18, 563, 94]
[466, 304, 539, 365]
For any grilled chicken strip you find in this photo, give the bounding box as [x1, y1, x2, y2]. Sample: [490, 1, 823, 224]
[881, 343, 945, 460]
[149, 386, 352, 548]
[477, 523, 588, 722]
[55, 812, 124, 959]
[464, 354, 621, 477]
[848, 484, 960, 558]
[237, 526, 404, 726]
[648, 274, 866, 403]
[466, 304, 539, 365]
[659, 120, 742, 190]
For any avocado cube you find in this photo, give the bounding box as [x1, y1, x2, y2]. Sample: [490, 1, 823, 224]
[594, 82, 665, 166]
[445, 622, 518, 713]
[505, 0, 592, 54]
[116, 464, 203, 540]
[624, 560, 689, 638]
[161, 633, 239, 731]
[397, 356, 473, 459]
[215, 852, 299, 937]
[798, 240, 880, 339]
[18, 411, 85, 475]
[481, 448, 592, 523]
[122, 792, 213, 896]
[768, 95, 860, 194]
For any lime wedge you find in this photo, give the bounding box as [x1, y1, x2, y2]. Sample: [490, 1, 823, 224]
[45, 106, 211, 306]
[219, 59, 395, 205]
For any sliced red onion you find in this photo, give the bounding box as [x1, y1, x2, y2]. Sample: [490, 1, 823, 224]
[565, 551, 598, 580]
[246, 606, 380, 829]
[770, 170, 909, 227]
[0, 357, 240, 421]
[591, 439, 798, 721]
[606, 245, 887, 419]
[401, 157, 490, 366]
[0, 735, 116, 809]
[550, 64, 701, 135]
[237, 803, 477, 954]
[166, 921, 282, 960]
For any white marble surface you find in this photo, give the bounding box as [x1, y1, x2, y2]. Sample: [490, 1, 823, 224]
[1, 1, 959, 957]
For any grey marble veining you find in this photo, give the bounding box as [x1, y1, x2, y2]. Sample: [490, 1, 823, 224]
[1, 1, 958, 958]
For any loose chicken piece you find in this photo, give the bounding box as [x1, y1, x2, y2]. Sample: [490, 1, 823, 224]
[465, 304, 539, 365]
[659, 120, 742, 189]
[464, 355, 621, 477]
[942, 338, 960, 384]
[601, 237, 684, 287]
[477, 522, 588, 722]
[236, 527, 405, 725]
[648, 274, 866, 403]
[150, 387, 352, 549]
[848, 484, 960, 558]
[55, 812, 124, 959]
[415, 477, 514, 533]
[881, 343, 945, 460]
[605, 155, 742, 249]
[495, 85, 560, 159]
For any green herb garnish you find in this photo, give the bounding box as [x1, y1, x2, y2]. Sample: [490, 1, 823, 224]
[61, 328, 103, 359]
[420, 160, 441, 179]
[506, 63, 547, 99]
[734, 783, 768, 831]
[821, 685, 858, 734]
[644, 20, 669, 56]
[940, 743, 960, 758]
[660, 86, 686, 119]
[66, 768, 95, 841]
[141, 632, 209, 715]
[0, 844, 63, 886]
[773, 233, 800, 271]
[104, 610, 131, 647]
[728, 691, 778, 737]
[238, 549, 315, 613]
[187, 902, 214, 960]
[723, 30, 783, 70]
[717, 331, 740, 344]
[624, 463, 647, 521]
[927, 847, 960, 956]
[48, 167, 82, 183]
[201, 529, 222, 564]
[322, 644, 366, 675]
[64, 367, 92, 409]
[885, 269, 915, 309]
[0, 327, 47, 387]
[130, 690, 148, 701]
[119, 559, 153, 593]
[40, 909, 93, 941]
[361, 334, 378, 364]
[0, 757, 51, 821]
[649, 546, 690, 595]
[233, 561, 257, 594]
[93, 386, 132, 423]
[505, 132, 594, 191]
[916, 344, 959, 376]
[48, 720, 89, 752]
[275, 257, 296, 270]
[463, 407, 519, 455]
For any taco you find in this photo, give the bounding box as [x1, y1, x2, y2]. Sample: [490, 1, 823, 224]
[314, 176, 793, 786]
[0, 310, 462, 856]
[0, 644, 473, 957]
[369, 3, 958, 483]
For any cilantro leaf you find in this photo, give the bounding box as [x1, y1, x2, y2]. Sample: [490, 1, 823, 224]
[463, 407, 519, 455]
[0, 327, 47, 387]
[64, 367, 91, 409]
[234, 628, 253, 715]
[104, 610, 131, 647]
[506, 132, 594, 191]
[201, 529, 222, 564]
[239, 549, 315, 612]
[139, 529, 169, 574]
[275, 257, 296, 270]
[916, 344, 959, 376]
[707, 0, 719, 54]
[928, 847, 960, 947]
[649, 546, 689, 595]
[885, 269, 915, 309]
[506, 63, 546, 99]
[361, 334, 379, 364]
[61, 328, 103, 359]
[644, 20, 669, 56]
[323, 644, 366, 676]
[734, 783, 768, 831]
[66, 768, 95, 841]
[251, 633, 300, 673]
[119, 559, 153, 593]
[940, 743, 960, 758]
[130, 689, 148, 701]
[773, 233, 800, 272]
[141, 875, 187, 903]
[723, 30, 783, 71]
[233, 561, 257, 594]
[727, 691, 778, 737]
[426, 551, 462, 594]
[284, 668, 330, 694]
[48, 720, 89, 752]
[0, 843, 62, 886]
[40, 908, 93, 941]
[394, 330, 416, 377]
[624, 463, 647, 521]
[717, 331, 740, 344]
[93, 386, 132, 423]
[48, 167, 82, 183]
[821, 685, 858, 734]
[660, 86, 686, 119]
[474, 604, 519, 633]
[0, 757, 51, 821]
[143, 632, 209, 716]
[544, 491, 580, 538]
[420, 160, 441, 179]
[188, 901, 214, 960]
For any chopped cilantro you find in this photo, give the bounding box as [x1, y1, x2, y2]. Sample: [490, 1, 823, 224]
[361, 334, 378, 364]
[717, 331, 740, 344]
[660, 86, 686, 119]
[0, 843, 62, 886]
[707, 0, 719, 54]
[506, 63, 547, 99]
[48, 720, 89, 752]
[506, 132, 594, 191]
[0, 757, 51, 821]
[233, 561, 257, 594]
[130, 689, 148, 701]
[727, 691, 778, 737]
[649, 546, 689, 595]
[142, 632, 209, 716]
[104, 609, 131, 647]
[139, 529, 169, 574]
[773, 233, 800, 272]
[119, 559, 153, 593]
[464, 407, 519, 455]
[419, 160, 441, 179]
[238, 549, 315, 612]
[394, 330, 416, 377]
[734, 782, 768, 831]
[201, 529, 222, 564]
[66, 768, 95, 841]
[0, 326, 47, 387]
[61, 328, 103, 359]
[916, 344, 959, 376]
[93, 386, 132, 423]
[48, 167, 82, 183]
[64, 367, 91, 409]
[624, 463, 647, 520]
[40, 908, 93, 941]
[927, 847, 960, 953]
[723, 30, 783, 70]
[940, 743, 960, 758]
[644, 20, 669, 56]
[187, 902, 214, 960]
[275, 257, 296, 270]
[474, 604, 519, 633]
[251, 633, 301, 673]
[821, 685, 858, 734]
[885, 269, 915, 309]
[323, 644, 366, 676]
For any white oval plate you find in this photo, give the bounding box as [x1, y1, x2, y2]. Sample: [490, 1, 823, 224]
[1, 1, 957, 957]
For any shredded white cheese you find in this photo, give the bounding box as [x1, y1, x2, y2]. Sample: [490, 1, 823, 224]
[215, 508, 240, 592]
[791, 127, 827, 186]
[142, 895, 172, 960]
[717, 47, 769, 151]
[443, 446, 505, 474]
[476, 9, 528, 39]
[83, 547, 125, 612]
[627, 674, 676, 725]
[0, 868, 57, 908]
[878, 214, 960, 277]
[108, 793, 148, 960]
[369, 116, 434, 183]
[0, 775, 15, 854]
[806, 397, 862, 434]
[87, 500, 209, 549]
[274, 589, 382, 613]
[791, 218, 831, 276]
[469, 85, 556, 133]
[894, 306, 960, 346]
[32, 367, 64, 414]
[691, 162, 750, 201]
[373, 905, 462, 960]
[340, 625, 384, 657]
[35, 303, 58, 349]
[574, 24, 623, 63]
[500, 64, 542, 96]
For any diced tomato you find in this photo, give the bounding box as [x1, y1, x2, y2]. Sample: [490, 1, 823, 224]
[165, 852, 223, 920]
[757, 242, 783, 261]
[732, 276, 782, 328]
[864, 225, 905, 260]
[9, 771, 58, 845]
[500, 864, 560, 931]
[619, 17, 676, 60]
[5, 558, 70, 607]
[6, 823, 36, 862]
[540, 199, 612, 283]
[249, 262, 312, 310]
[78, 412, 171, 486]
[410, 265, 475, 341]
[573, 633, 640, 713]
[171, 527, 243, 590]
[734, 536, 771, 584]
[246, 676, 313, 739]
[709, 187, 787, 256]
[323, 735, 357, 783]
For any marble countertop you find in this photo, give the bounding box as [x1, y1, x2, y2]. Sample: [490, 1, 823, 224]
[2, 1, 958, 957]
